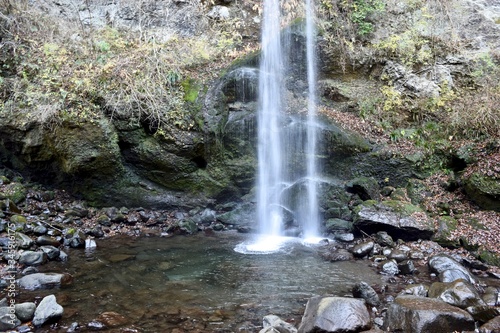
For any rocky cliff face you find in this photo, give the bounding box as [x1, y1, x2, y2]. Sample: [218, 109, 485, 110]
[0, 0, 499, 211]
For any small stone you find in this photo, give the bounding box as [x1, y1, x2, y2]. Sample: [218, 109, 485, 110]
[40, 246, 61, 260]
[381, 259, 399, 275]
[19, 251, 48, 266]
[33, 294, 63, 327]
[15, 302, 36, 321]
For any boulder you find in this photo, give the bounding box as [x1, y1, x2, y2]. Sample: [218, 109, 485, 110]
[345, 176, 380, 201]
[374, 231, 395, 247]
[479, 316, 500, 333]
[0, 307, 21, 331]
[19, 251, 48, 266]
[463, 172, 500, 211]
[320, 247, 354, 262]
[352, 281, 380, 307]
[352, 241, 374, 258]
[17, 273, 73, 290]
[428, 279, 485, 309]
[384, 296, 475, 332]
[15, 233, 34, 249]
[428, 254, 477, 284]
[399, 284, 429, 297]
[32, 294, 63, 327]
[353, 200, 434, 241]
[39, 246, 61, 260]
[298, 296, 371, 333]
[14, 302, 36, 322]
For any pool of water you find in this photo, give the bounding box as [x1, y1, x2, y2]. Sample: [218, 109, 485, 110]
[26, 232, 384, 332]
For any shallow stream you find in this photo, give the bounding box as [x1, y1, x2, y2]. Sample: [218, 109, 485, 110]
[26, 232, 384, 332]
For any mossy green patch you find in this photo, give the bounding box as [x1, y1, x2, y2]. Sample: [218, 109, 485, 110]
[181, 78, 200, 103]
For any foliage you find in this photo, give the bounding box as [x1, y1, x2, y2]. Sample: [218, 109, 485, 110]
[0, 0, 248, 134]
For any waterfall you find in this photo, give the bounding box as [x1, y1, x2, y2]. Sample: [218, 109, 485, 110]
[256, 0, 284, 238]
[303, 0, 320, 240]
[235, 0, 321, 254]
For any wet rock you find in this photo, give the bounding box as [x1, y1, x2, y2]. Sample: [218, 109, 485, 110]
[39, 246, 61, 260]
[384, 295, 475, 332]
[352, 281, 380, 307]
[10, 214, 27, 223]
[298, 296, 371, 333]
[352, 241, 374, 258]
[479, 316, 500, 333]
[96, 311, 128, 327]
[375, 231, 395, 247]
[353, 200, 434, 241]
[428, 254, 477, 284]
[381, 259, 399, 275]
[85, 238, 97, 249]
[33, 225, 48, 235]
[398, 260, 416, 275]
[346, 176, 380, 201]
[33, 294, 63, 327]
[65, 230, 86, 248]
[17, 273, 73, 290]
[483, 287, 500, 306]
[178, 219, 199, 234]
[36, 235, 61, 247]
[466, 305, 500, 322]
[15, 302, 36, 322]
[67, 322, 80, 332]
[65, 206, 89, 218]
[334, 232, 354, 242]
[19, 251, 48, 266]
[428, 279, 485, 309]
[325, 218, 353, 233]
[0, 307, 21, 330]
[388, 249, 408, 263]
[320, 247, 354, 262]
[15, 232, 34, 249]
[399, 284, 429, 297]
[259, 314, 297, 333]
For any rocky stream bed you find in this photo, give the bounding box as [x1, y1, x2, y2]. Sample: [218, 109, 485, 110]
[0, 173, 500, 333]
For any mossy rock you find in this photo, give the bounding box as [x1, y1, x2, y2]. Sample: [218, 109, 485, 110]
[10, 214, 27, 224]
[0, 183, 27, 204]
[432, 216, 460, 248]
[477, 248, 500, 267]
[463, 173, 500, 211]
[325, 218, 353, 233]
[346, 176, 380, 200]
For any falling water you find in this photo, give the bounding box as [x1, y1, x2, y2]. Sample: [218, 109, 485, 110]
[256, 0, 284, 240]
[302, 0, 320, 240]
[235, 0, 321, 254]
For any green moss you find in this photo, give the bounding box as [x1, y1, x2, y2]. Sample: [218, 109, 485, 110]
[181, 78, 200, 103]
[381, 199, 423, 215]
[0, 183, 27, 204]
[477, 248, 500, 267]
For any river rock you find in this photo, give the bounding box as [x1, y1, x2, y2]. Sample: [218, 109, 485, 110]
[399, 284, 429, 297]
[14, 302, 36, 322]
[334, 232, 355, 242]
[96, 311, 128, 327]
[33, 294, 63, 327]
[15, 232, 34, 249]
[375, 231, 395, 247]
[352, 281, 380, 307]
[353, 200, 434, 241]
[17, 273, 73, 290]
[428, 279, 485, 309]
[325, 218, 353, 233]
[479, 316, 500, 333]
[381, 259, 399, 275]
[466, 305, 500, 322]
[384, 295, 475, 332]
[19, 251, 47, 266]
[428, 254, 477, 284]
[298, 296, 371, 333]
[483, 287, 500, 306]
[259, 314, 297, 333]
[352, 241, 374, 258]
[388, 249, 408, 263]
[0, 307, 21, 331]
[320, 247, 354, 262]
[33, 225, 48, 235]
[398, 260, 416, 274]
[39, 245, 61, 260]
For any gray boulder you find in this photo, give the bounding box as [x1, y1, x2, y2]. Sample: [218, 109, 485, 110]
[428, 279, 485, 309]
[15, 233, 34, 249]
[298, 296, 371, 333]
[352, 241, 374, 258]
[14, 302, 36, 322]
[352, 281, 380, 307]
[18, 251, 47, 266]
[353, 200, 434, 241]
[320, 247, 354, 262]
[0, 307, 21, 331]
[428, 254, 477, 284]
[479, 315, 500, 333]
[39, 246, 61, 260]
[17, 273, 73, 290]
[384, 295, 475, 332]
[33, 294, 63, 327]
